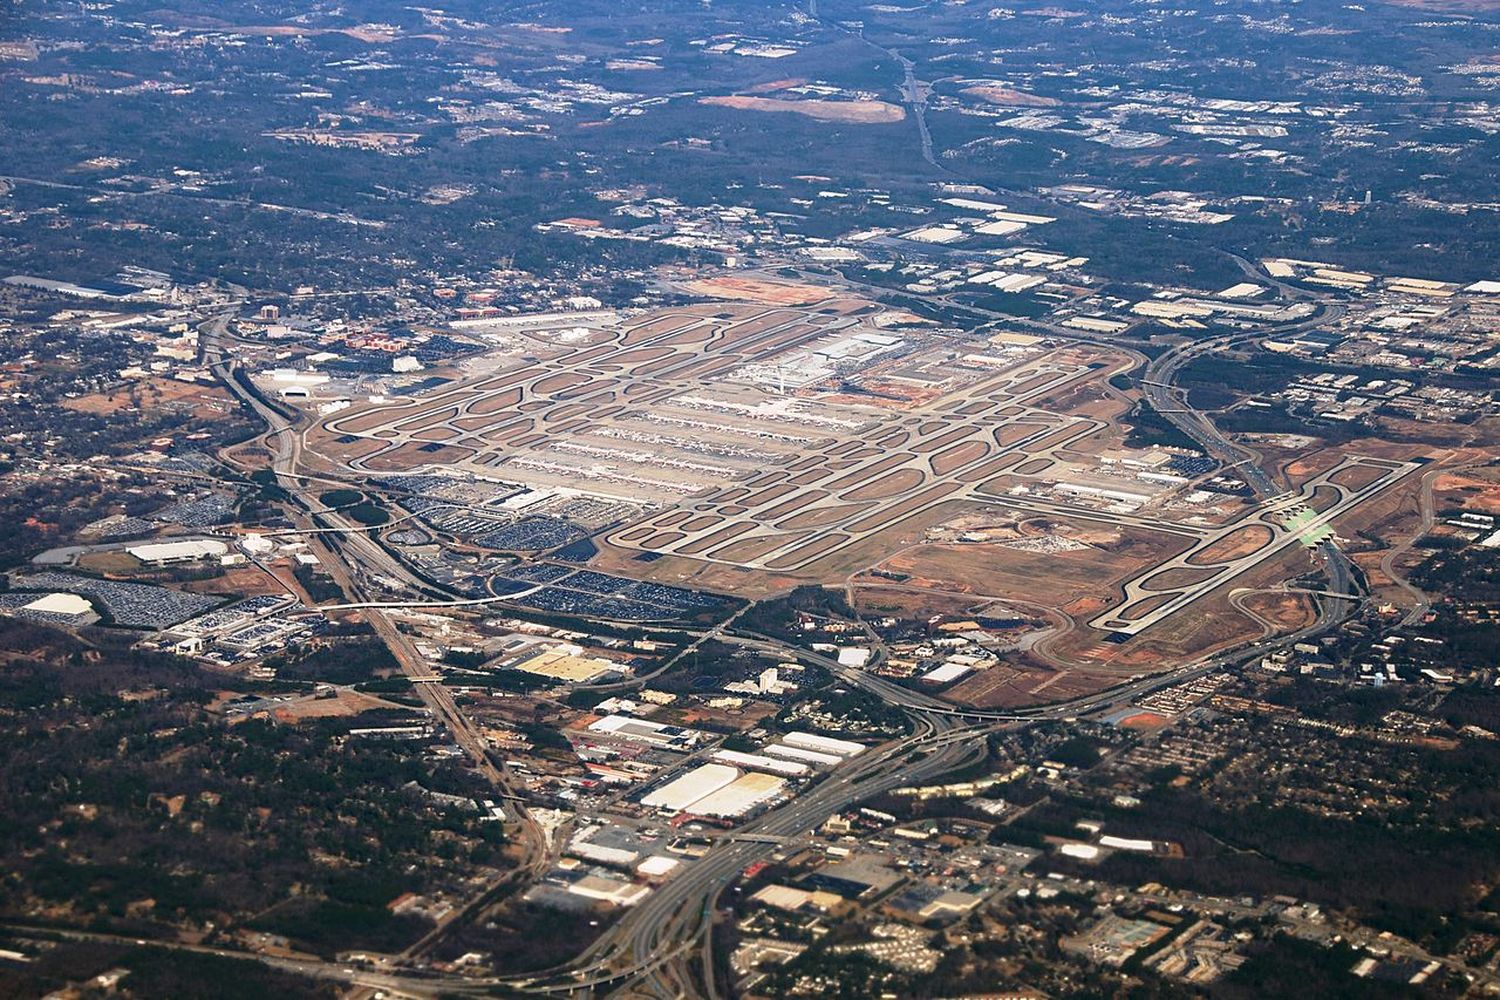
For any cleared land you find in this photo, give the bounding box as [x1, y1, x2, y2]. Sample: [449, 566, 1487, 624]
[698, 95, 905, 124]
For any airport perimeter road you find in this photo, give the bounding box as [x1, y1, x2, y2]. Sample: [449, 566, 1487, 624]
[1133, 301, 1372, 635]
[205, 314, 553, 952]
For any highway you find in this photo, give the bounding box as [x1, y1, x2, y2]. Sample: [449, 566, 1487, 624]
[184, 264, 1395, 996]
[1136, 294, 1372, 637]
[202, 311, 555, 968]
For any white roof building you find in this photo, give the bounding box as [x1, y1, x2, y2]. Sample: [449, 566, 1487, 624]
[127, 539, 229, 564]
[687, 773, 787, 818]
[21, 593, 93, 618]
[781, 731, 865, 757]
[641, 763, 738, 812]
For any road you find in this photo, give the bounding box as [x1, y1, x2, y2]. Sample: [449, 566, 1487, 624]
[184, 263, 1394, 996]
[202, 310, 554, 968]
[1137, 298, 1369, 636]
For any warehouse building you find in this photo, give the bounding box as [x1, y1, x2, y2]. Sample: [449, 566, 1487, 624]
[687, 772, 787, 819]
[641, 763, 738, 812]
[780, 731, 866, 757]
[126, 539, 230, 566]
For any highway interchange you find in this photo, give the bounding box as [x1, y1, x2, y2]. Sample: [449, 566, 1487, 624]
[166, 265, 1423, 998]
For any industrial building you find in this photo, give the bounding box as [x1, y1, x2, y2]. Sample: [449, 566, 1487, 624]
[641, 763, 738, 812]
[710, 749, 810, 777]
[126, 538, 230, 565]
[780, 731, 865, 757]
[686, 772, 787, 819]
[587, 714, 704, 752]
[509, 644, 623, 684]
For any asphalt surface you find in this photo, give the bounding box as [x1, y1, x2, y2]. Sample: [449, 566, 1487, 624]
[168, 264, 1412, 997]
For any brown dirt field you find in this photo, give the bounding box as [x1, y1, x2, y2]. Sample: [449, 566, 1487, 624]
[1281, 451, 1346, 487]
[836, 380, 946, 409]
[759, 490, 826, 520]
[945, 662, 1119, 709]
[1117, 711, 1173, 730]
[676, 520, 757, 555]
[329, 403, 412, 435]
[850, 584, 985, 620]
[699, 95, 905, 124]
[1012, 457, 1053, 476]
[961, 85, 1061, 107]
[363, 441, 474, 471]
[1329, 462, 1389, 491]
[880, 523, 1179, 608]
[777, 501, 875, 530]
[466, 387, 525, 416]
[825, 453, 918, 493]
[910, 424, 980, 454]
[679, 515, 725, 533]
[64, 379, 236, 418]
[931, 440, 991, 476]
[745, 78, 806, 94]
[1434, 470, 1500, 514]
[765, 531, 853, 570]
[672, 700, 779, 731]
[272, 690, 407, 724]
[1186, 524, 1274, 566]
[709, 531, 813, 565]
[1353, 551, 1395, 590]
[681, 276, 834, 306]
[1138, 566, 1221, 591]
[1117, 593, 1176, 620]
[844, 468, 926, 502]
[1239, 591, 1317, 631]
[620, 314, 701, 346]
[182, 565, 291, 600]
